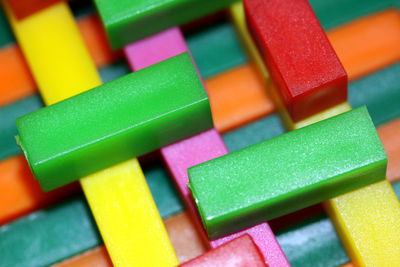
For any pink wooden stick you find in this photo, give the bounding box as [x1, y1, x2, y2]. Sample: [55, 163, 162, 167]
[123, 27, 207, 90]
[124, 27, 290, 267]
[161, 131, 290, 267]
[124, 27, 188, 71]
[161, 129, 228, 216]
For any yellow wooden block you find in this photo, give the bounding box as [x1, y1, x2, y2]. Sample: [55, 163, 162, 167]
[229, 2, 268, 80]
[4, 2, 101, 105]
[293, 102, 352, 129]
[81, 159, 179, 267]
[323, 180, 400, 266]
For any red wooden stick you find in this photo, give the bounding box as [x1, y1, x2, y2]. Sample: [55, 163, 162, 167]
[244, 0, 347, 122]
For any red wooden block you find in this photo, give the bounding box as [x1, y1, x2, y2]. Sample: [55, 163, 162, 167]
[244, 0, 348, 122]
[180, 234, 267, 267]
[6, 0, 66, 20]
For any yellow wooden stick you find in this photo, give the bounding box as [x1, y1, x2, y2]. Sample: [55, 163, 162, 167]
[4, 2, 101, 105]
[292, 102, 352, 129]
[229, 2, 268, 80]
[81, 159, 179, 266]
[5, 3, 178, 266]
[324, 180, 400, 266]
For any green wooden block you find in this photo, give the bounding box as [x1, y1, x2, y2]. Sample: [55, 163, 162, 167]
[0, 61, 128, 162]
[93, 0, 239, 49]
[0, 196, 102, 267]
[145, 162, 184, 219]
[188, 106, 387, 239]
[222, 113, 285, 152]
[349, 63, 400, 126]
[16, 53, 213, 191]
[310, 0, 399, 30]
[186, 21, 248, 78]
[276, 213, 349, 267]
[0, 95, 44, 161]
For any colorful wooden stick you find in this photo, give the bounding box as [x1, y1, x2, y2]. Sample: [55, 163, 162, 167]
[189, 107, 386, 239]
[244, 0, 348, 122]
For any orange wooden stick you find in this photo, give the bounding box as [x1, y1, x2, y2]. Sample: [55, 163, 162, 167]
[164, 212, 209, 263]
[327, 9, 400, 81]
[78, 15, 122, 68]
[0, 155, 81, 225]
[51, 246, 112, 267]
[0, 14, 121, 106]
[378, 118, 400, 183]
[207, 63, 274, 133]
[0, 45, 35, 106]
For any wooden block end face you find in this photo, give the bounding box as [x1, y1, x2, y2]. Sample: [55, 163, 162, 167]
[189, 106, 387, 239]
[289, 74, 348, 122]
[180, 234, 267, 267]
[244, 0, 348, 122]
[16, 53, 213, 191]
